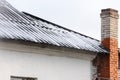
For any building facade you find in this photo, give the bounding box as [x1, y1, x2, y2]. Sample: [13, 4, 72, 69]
[0, 0, 119, 80]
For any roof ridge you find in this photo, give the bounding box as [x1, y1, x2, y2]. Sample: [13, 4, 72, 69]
[23, 12, 100, 42]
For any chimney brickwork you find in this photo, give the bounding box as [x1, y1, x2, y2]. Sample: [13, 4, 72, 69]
[101, 9, 119, 41]
[98, 8, 119, 80]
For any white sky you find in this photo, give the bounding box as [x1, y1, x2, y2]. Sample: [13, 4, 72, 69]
[5, 0, 120, 46]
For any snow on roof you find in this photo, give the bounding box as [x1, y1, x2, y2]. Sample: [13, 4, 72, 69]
[0, 0, 108, 53]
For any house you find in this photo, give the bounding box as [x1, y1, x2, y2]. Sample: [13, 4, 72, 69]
[0, 0, 119, 80]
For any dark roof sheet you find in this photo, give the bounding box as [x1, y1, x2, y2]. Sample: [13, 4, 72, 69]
[0, 0, 108, 53]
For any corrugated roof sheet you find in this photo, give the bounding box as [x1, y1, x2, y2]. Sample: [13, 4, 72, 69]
[0, 0, 108, 53]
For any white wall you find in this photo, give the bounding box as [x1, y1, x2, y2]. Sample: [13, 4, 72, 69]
[0, 41, 95, 80]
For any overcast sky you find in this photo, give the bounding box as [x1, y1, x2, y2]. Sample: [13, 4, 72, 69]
[5, 0, 120, 46]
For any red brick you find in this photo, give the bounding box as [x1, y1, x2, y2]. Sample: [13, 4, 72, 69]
[98, 8, 119, 80]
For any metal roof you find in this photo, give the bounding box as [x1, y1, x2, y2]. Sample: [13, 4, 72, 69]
[0, 0, 108, 53]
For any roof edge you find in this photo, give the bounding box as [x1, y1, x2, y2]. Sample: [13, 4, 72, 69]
[0, 38, 104, 54]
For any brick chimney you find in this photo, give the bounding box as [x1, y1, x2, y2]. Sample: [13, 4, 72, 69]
[98, 8, 119, 80]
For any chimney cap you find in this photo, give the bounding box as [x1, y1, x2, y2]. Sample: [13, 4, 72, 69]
[101, 8, 118, 13]
[101, 8, 119, 19]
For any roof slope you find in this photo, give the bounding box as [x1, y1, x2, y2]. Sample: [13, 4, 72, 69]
[0, 0, 107, 53]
